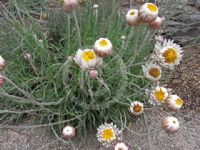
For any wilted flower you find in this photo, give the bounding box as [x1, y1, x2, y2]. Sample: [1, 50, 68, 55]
[97, 123, 121, 146]
[0, 55, 6, 71]
[63, 0, 78, 12]
[89, 70, 98, 79]
[150, 86, 169, 105]
[113, 142, 129, 150]
[130, 101, 144, 115]
[74, 49, 102, 70]
[162, 116, 179, 134]
[62, 125, 76, 139]
[149, 16, 165, 29]
[94, 38, 113, 57]
[155, 39, 183, 69]
[139, 3, 158, 23]
[125, 9, 140, 26]
[142, 62, 161, 81]
[166, 95, 183, 111]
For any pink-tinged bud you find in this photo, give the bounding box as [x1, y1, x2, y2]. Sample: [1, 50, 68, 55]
[0, 75, 4, 87]
[149, 16, 165, 29]
[0, 56, 6, 71]
[63, 0, 78, 12]
[67, 56, 74, 62]
[155, 35, 164, 43]
[23, 52, 31, 60]
[89, 70, 98, 79]
[62, 125, 76, 139]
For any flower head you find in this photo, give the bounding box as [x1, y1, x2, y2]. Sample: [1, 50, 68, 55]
[93, 4, 99, 9]
[74, 49, 102, 70]
[0, 75, 4, 87]
[125, 9, 140, 26]
[89, 70, 98, 79]
[166, 95, 183, 111]
[162, 116, 179, 134]
[63, 0, 78, 12]
[0, 56, 6, 71]
[142, 62, 161, 81]
[139, 3, 158, 23]
[150, 86, 169, 105]
[94, 38, 113, 57]
[130, 101, 144, 115]
[114, 142, 129, 150]
[155, 39, 183, 69]
[62, 125, 76, 139]
[149, 16, 165, 29]
[23, 52, 31, 60]
[97, 123, 121, 146]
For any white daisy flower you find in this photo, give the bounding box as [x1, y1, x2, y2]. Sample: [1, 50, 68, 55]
[142, 62, 161, 81]
[62, 125, 76, 139]
[94, 38, 113, 57]
[139, 3, 158, 23]
[125, 9, 140, 26]
[0, 55, 6, 71]
[97, 123, 121, 145]
[166, 95, 183, 111]
[162, 116, 179, 134]
[130, 101, 144, 115]
[155, 39, 183, 69]
[150, 86, 169, 105]
[74, 49, 102, 70]
[114, 142, 129, 150]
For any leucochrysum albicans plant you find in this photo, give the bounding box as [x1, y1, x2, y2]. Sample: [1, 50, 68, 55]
[0, 0, 183, 149]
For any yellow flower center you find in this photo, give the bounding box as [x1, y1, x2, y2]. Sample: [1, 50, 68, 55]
[175, 98, 182, 106]
[162, 48, 177, 64]
[99, 39, 108, 47]
[154, 88, 165, 102]
[82, 50, 95, 62]
[147, 3, 158, 12]
[118, 148, 123, 150]
[148, 68, 160, 78]
[102, 128, 114, 141]
[130, 10, 135, 16]
[133, 104, 142, 112]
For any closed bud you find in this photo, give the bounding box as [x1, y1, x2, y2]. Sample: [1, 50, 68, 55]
[63, 0, 78, 12]
[89, 70, 98, 79]
[149, 16, 165, 29]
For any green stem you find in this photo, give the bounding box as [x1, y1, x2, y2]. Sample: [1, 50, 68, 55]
[73, 10, 82, 48]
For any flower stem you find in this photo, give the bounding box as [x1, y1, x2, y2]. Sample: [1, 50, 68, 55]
[73, 10, 82, 48]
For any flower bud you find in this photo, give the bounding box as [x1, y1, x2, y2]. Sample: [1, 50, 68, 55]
[63, 0, 78, 12]
[149, 16, 165, 29]
[121, 35, 126, 40]
[23, 52, 31, 60]
[93, 4, 99, 9]
[155, 35, 164, 43]
[89, 70, 98, 79]
[62, 125, 76, 139]
[0, 75, 4, 87]
[0, 56, 6, 71]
